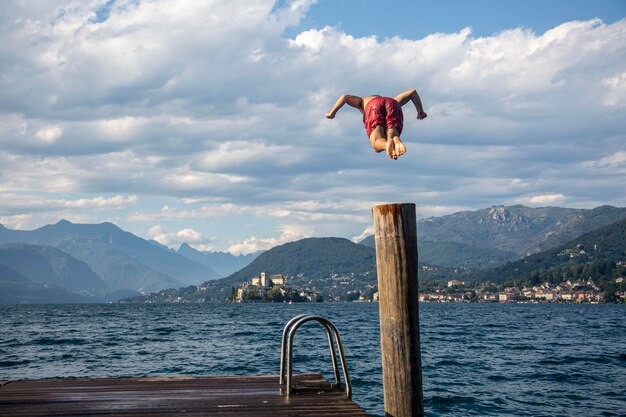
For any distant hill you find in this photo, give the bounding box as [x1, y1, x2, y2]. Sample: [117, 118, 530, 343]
[223, 237, 375, 283]
[0, 261, 29, 284]
[56, 237, 182, 293]
[360, 205, 626, 269]
[418, 241, 519, 269]
[0, 263, 89, 304]
[526, 205, 626, 254]
[177, 243, 261, 277]
[0, 220, 220, 291]
[418, 205, 626, 255]
[124, 237, 379, 302]
[474, 217, 626, 283]
[0, 243, 107, 290]
[359, 236, 518, 269]
[0, 243, 142, 303]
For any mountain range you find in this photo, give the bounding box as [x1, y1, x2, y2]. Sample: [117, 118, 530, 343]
[0, 262, 90, 304]
[0, 243, 106, 290]
[0, 220, 255, 303]
[471, 216, 626, 284]
[124, 205, 626, 303]
[360, 205, 626, 268]
[2, 205, 625, 304]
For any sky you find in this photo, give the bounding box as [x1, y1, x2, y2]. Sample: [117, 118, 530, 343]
[0, 0, 625, 254]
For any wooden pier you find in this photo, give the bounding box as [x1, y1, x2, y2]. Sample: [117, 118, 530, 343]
[0, 373, 369, 416]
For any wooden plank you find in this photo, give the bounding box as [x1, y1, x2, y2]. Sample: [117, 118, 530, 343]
[0, 373, 369, 416]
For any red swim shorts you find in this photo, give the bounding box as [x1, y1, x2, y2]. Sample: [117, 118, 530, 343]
[363, 96, 404, 137]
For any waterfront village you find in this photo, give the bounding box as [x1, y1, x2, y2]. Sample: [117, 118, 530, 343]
[222, 270, 625, 304]
[418, 277, 625, 303]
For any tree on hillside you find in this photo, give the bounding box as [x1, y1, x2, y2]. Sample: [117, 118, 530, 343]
[242, 290, 261, 302]
[267, 286, 284, 302]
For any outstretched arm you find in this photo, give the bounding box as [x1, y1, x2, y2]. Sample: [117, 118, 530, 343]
[394, 89, 427, 120]
[325, 94, 364, 119]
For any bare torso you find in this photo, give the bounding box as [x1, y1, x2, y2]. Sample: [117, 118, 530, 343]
[359, 95, 380, 114]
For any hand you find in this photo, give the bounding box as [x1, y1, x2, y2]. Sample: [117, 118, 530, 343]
[325, 112, 335, 119]
[417, 112, 427, 120]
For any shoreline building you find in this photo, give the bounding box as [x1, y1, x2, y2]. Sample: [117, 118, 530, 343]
[251, 272, 286, 288]
[236, 272, 288, 302]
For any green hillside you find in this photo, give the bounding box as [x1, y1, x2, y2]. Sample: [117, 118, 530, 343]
[0, 243, 144, 303]
[217, 237, 376, 299]
[527, 205, 626, 254]
[473, 217, 626, 285]
[360, 205, 626, 269]
[359, 236, 517, 268]
[229, 237, 376, 279]
[0, 243, 107, 290]
[419, 205, 626, 256]
[0, 219, 219, 292]
[57, 237, 182, 293]
[419, 241, 518, 268]
[0, 263, 89, 304]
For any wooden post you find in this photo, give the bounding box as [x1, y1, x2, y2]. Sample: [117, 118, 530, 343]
[372, 203, 424, 417]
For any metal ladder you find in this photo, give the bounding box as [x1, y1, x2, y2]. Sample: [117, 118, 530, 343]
[279, 315, 352, 399]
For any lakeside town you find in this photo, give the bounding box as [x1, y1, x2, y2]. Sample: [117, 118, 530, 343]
[418, 278, 626, 303]
[220, 271, 626, 304]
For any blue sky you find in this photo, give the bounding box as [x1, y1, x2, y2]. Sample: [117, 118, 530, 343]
[0, 0, 625, 254]
[293, 0, 626, 38]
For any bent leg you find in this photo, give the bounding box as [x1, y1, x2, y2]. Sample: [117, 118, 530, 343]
[386, 127, 406, 159]
[370, 126, 399, 159]
[369, 126, 390, 155]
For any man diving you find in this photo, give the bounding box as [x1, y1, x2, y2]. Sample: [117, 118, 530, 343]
[325, 89, 427, 160]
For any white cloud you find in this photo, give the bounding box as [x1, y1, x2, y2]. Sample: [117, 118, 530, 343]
[415, 205, 473, 219]
[352, 227, 373, 243]
[0, 193, 139, 230]
[160, 170, 250, 190]
[517, 193, 567, 206]
[602, 72, 626, 107]
[227, 225, 313, 255]
[148, 224, 210, 248]
[127, 199, 372, 230]
[195, 141, 304, 170]
[581, 150, 626, 176]
[584, 151, 626, 167]
[34, 126, 63, 143]
[0, 2, 625, 252]
[97, 117, 148, 141]
[64, 195, 138, 208]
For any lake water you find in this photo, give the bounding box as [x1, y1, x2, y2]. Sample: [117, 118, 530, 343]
[1, 302, 625, 416]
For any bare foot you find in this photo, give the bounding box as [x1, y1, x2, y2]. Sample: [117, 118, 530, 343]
[393, 137, 407, 157]
[385, 139, 397, 160]
[417, 112, 427, 120]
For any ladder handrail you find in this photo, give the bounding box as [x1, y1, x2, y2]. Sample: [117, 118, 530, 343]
[279, 314, 308, 385]
[279, 314, 340, 387]
[279, 315, 351, 399]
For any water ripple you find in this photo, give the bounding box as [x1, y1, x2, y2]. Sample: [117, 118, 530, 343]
[1, 303, 625, 417]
